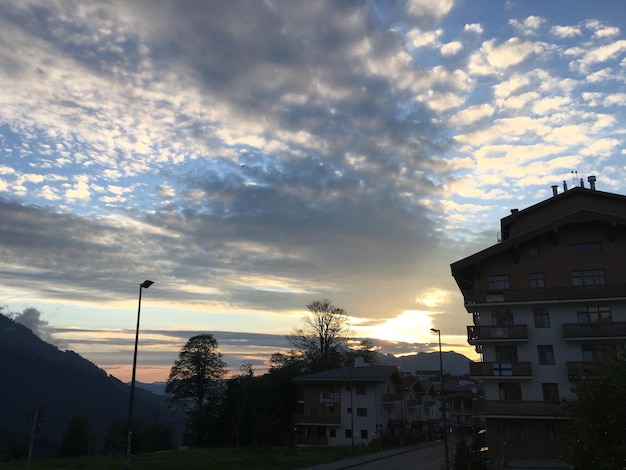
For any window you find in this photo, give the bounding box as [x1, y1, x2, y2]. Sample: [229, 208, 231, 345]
[568, 242, 602, 254]
[582, 344, 615, 362]
[356, 407, 367, 417]
[542, 383, 559, 403]
[329, 429, 336, 438]
[488, 275, 510, 290]
[347, 407, 352, 414]
[310, 406, 318, 416]
[495, 346, 518, 363]
[528, 247, 539, 257]
[360, 429, 368, 439]
[534, 308, 550, 328]
[356, 385, 366, 395]
[572, 269, 606, 286]
[538, 345, 555, 365]
[529, 272, 545, 288]
[498, 383, 522, 401]
[491, 310, 514, 326]
[344, 429, 352, 438]
[577, 306, 611, 323]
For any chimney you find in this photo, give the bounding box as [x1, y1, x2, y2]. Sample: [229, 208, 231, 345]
[563, 180, 568, 192]
[587, 175, 596, 190]
[551, 185, 558, 197]
[580, 178, 584, 188]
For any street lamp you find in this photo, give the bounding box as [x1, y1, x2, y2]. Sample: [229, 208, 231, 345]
[123, 280, 154, 470]
[431, 327, 450, 470]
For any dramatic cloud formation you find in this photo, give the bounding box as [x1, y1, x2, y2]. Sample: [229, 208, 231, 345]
[1, 0, 625, 381]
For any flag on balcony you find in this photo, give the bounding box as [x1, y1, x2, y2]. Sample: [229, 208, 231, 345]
[490, 327, 509, 338]
[494, 363, 512, 375]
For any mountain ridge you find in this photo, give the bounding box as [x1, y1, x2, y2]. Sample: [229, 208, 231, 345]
[0, 314, 179, 457]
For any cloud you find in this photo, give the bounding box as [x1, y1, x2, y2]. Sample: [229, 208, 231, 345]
[5, 306, 66, 347]
[551, 25, 582, 38]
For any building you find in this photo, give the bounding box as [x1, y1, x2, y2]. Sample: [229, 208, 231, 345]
[450, 177, 626, 468]
[292, 365, 407, 446]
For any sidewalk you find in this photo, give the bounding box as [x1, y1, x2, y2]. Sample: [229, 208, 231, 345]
[299, 441, 439, 470]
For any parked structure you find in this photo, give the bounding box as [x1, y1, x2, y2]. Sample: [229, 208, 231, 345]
[451, 177, 626, 468]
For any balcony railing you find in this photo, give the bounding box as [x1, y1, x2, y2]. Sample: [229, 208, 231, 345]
[474, 399, 566, 417]
[292, 414, 340, 425]
[463, 284, 626, 305]
[469, 361, 532, 378]
[467, 325, 528, 344]
[563, 322, 626, 340]
[567, 361, 605, 378]
[382, 393, 405, 402]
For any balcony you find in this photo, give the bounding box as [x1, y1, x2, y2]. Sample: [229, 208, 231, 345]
[292, 414, 340, 425]
[467, 325, 528, 344]
[563, 322, 626, 340]
[474, 399, 566, 418]
[382, 393, 405, 403]
[469, 361, 532, 379]
[463, 283, 626, 306]
[567, 361, 605, 379]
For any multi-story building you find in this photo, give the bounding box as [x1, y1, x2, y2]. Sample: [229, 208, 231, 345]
[451, 177, 626, 468]
[292, 365, 407, 446]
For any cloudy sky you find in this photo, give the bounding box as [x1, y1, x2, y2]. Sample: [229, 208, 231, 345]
[2, 0, 626, 383]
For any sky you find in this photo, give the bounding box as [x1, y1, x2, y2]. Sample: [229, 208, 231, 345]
[2, 0, 626, 383]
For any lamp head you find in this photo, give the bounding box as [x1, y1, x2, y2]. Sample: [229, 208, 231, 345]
[140, 280, 154, 289]
[430, 328, 440, 333]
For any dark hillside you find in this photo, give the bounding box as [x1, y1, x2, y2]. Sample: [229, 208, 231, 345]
[0, 314, 179, 457]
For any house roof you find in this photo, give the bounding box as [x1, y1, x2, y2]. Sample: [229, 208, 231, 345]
[450, 186, 626, 289]
[292, 365, 401, 384]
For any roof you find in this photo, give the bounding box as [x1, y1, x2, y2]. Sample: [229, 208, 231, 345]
[450, 187, 626, 286]
[292, 365, 401, 384]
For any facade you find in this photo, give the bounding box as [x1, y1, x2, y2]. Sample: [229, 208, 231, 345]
[451, 179, 626, 467]
[292, 364, 482, 446]
[292, 365, 407, 446]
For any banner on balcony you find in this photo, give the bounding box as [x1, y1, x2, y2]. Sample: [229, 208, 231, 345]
[319, 392, 340, 405]
[494, 363, 512, 375]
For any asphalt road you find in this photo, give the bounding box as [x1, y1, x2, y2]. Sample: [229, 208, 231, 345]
[348, 443, 447, 470]
[301, 441, 449, 470]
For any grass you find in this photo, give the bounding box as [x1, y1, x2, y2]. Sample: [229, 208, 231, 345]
[1, 445, 385, 470]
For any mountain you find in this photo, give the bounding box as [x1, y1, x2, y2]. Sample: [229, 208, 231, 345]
[380, 351, 472, 376]
[136, 381, 167, 395]
[0, 314, 180, 458]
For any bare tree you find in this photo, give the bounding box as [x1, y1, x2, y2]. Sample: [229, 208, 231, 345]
[288, 299, 350, 372]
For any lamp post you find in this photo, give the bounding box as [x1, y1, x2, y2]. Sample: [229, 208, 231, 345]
[123, 280, 154, 470]
[431, 327, 450, 470]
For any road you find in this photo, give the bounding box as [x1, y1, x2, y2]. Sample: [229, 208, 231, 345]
[301, 441, 449, 470]
[350, 443, 447, 470]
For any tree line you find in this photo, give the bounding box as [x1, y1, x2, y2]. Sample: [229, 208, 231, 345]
[164, 299, 375, 447]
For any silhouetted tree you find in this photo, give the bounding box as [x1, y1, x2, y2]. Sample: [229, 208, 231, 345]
[566, 346, 626, 469]
[57, 416, 92, 458]
[165, 334, 227, 447]
[288, 299, 350, 372]
[103, 420, 126, 454]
